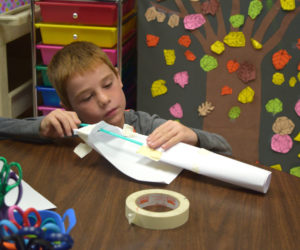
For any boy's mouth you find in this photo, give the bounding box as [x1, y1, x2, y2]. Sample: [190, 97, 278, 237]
[105, 108, 118, 118]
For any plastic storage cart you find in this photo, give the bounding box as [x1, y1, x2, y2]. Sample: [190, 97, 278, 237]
[31, 0, 137, 116]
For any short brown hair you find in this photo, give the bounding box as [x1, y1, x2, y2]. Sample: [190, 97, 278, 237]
[47, 41, 117, 109]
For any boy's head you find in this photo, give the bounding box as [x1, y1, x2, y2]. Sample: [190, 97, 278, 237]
[48, 41, 126, 127]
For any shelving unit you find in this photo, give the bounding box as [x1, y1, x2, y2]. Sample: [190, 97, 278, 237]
[0, 5, 33, 118]
[30, 0, 137, 117]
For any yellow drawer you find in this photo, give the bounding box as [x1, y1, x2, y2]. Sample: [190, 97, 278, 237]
[35, 13, 136, 48]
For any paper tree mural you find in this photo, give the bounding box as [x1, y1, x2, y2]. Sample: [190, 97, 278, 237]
[137, 0, 300, 175]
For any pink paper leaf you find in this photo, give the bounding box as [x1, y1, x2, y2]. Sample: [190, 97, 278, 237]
[173, 71, 189, 88]
[271, 134, 293, 154]
[295, 99, 300, 117]
[169, 103, 183, 119]
[184, 14, 206, 30]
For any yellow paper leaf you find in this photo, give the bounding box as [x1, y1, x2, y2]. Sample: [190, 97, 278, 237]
[238, 86, 255, 104]
[210, 40, 225, 54]
[272, 72, 285, 85]
[294, 132, 300, 141]
[164, 49, 176, 65]
[223, 32, 246, 47]
[289, 76, 297, 87]
[151, 79, 168, 97]
[250, 38, 262, 49]
[280, 0, 295, 11]
[270, 164, 282, 171]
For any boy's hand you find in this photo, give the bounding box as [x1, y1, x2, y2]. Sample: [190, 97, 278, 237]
[146, 120, 198, 150]
[40, 109, 81, 139]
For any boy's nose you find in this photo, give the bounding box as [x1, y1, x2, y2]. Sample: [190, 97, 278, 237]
[96, 92, 110, 106]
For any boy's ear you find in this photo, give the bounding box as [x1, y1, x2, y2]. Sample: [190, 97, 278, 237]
[115, 67, 123, 87]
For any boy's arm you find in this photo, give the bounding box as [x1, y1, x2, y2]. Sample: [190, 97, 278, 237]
[0, 116, 50, 143]
[0, 110, 81, 143]
[124, 110, 232, 155]
[40, 109, 81, 139]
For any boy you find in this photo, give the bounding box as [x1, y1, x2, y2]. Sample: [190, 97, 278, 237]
[45, 41, 231, 155]
[1, 41, 231, 155]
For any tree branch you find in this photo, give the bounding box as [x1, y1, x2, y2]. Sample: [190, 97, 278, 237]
[263, 5, 300, 54]
[230, 0, 240, 32]
[254, 0, 281, 42]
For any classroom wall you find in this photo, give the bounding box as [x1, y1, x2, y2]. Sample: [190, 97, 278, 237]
[137, 0, 300, 175]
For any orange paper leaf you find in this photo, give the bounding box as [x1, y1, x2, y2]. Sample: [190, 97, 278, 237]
[297, 38, 300, 50]
[178, 35, 191, 48]
[146, 34, 160, 47]
[226, 60, 240, 73]
[272, 49, 292, 70]
[298, 62, 300, 71]
[184, 50, 196, 61]
[221, 85, 233, 95]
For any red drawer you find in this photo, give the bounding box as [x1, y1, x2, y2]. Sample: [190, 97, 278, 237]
[36, 0, 135, 26]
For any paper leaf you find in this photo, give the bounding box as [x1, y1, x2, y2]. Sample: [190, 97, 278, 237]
[198, 101, 215, 116]
[251, 38, 263, 50]
[271, 134, 293, 154]
[145, 7, 157, 22]
[184, 50, 196, 61]
[178, 35, 191, 48]
[151, 79, 168, 97]
[270, 164, 282, 171]
[237, 62, 256, 83]
[295, 99, 300, 116]
[290, 167, 300, 178]
[169, 103, 183, 119]
[272, 116, 295, 135]
[289, 76, 297, 87]
[200, 55, 218, 72]
[164, 49, 176, 65]
[173, 71, 189, 88]
[228, 106, 241, 120]
[183, 14, 206, 30]
[294, 132, 300, 141]
[238, 86, 255, 104]
[229, 14, 244, 28]
[265, 98, 283, 115]
[272, 49, 292, 70]
[146, 34, 160, 47]
[248, 0, 263, 19]
[272, 72, 285, 85]
[168, 14, 180, 28]
[221, 85, 232, 95]
[223, 32, 246, 47]
[297, 39, 300, 50]
[210, 40, 225, 54]
[201, 0, 220, 16]
[280, 0, 296, 11]
[226, 60, 240, 73]
[156, 12, 166, 22]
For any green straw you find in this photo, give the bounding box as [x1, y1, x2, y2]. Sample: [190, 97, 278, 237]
[79, 123, 143, 146]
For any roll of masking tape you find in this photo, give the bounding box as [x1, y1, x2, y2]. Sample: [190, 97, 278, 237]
[125, 189, 189, 230]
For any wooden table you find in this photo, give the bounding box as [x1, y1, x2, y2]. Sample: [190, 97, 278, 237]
[1, 139, 299, 250]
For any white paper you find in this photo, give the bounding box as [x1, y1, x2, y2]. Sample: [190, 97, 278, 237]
[5, 178, 56, 210]
[75, 122, 182, 184]
[75, 122, 272, 193]
[0, 161, 55, 210]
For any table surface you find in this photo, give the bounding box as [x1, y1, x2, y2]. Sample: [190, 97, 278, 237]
[1, 139, 299, 250]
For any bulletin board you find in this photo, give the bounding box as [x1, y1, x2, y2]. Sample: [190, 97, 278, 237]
[137, 0, 300, 175]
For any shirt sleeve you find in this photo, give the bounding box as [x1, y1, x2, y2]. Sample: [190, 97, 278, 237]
[124, 110, 232, 155]
[0, 117, 51, 143]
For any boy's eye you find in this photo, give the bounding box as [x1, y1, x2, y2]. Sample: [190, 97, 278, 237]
[104, 82, 112, 88]
[81, 94, 93, 102]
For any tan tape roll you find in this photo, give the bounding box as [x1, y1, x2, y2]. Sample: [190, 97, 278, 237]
[125, 189, 190, 230]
